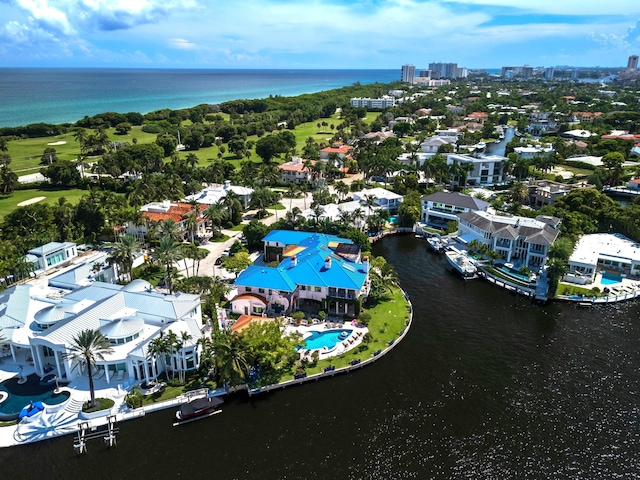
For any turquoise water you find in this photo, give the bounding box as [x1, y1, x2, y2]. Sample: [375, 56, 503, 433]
[0, 68, 399, 127]
[601, 273, 623, 285]
[389, 216, 399, 223]
[0, 375, 70, 414]
[303, 329, 352, 350]
[499, 266, 531, 282]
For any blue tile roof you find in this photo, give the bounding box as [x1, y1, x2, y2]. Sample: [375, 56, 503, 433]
[262, 230, 347, 246]
[236, 230, 367, 291]
[234, 266, 297, 291]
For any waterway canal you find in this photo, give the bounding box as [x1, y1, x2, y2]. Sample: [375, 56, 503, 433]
[1, 234, 639, 479]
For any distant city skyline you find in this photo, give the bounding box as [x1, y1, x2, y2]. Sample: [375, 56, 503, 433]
[0, 1, 639, 69]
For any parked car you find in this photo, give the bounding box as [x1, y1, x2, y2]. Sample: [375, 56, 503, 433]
[222, 247, 231, 256]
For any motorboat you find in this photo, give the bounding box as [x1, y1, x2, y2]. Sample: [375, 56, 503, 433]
[426, 235, 445, 252]
[475, 141, 486, 152]
[174, 396, 223, 425]
[444, 246, 477, 277]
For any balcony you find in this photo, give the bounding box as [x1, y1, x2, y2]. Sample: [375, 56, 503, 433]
[327, 288, 356, 300]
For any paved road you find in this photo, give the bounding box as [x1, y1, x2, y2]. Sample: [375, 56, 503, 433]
[176, 174, 365, 281]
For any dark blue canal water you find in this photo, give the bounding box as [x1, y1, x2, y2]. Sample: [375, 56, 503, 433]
[1, 234, 639, 479]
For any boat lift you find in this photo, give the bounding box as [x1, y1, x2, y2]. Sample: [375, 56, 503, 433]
[73, 415, 119, 454]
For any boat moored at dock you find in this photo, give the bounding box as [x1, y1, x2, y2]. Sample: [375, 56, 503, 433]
[444, 246, 477, 278]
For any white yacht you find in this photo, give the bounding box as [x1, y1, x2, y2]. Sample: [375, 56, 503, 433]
[444, 246, 477, 277]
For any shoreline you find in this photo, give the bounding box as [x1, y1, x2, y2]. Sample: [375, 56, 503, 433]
[0, 68, 398, 129]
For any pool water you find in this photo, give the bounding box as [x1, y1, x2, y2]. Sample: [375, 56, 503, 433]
[499, 266, 531, 282]
[0, 375, 70, 414]
[302, 329, 353, 350]
[601, 273, 623, 285]
[389, 216, 399, 224]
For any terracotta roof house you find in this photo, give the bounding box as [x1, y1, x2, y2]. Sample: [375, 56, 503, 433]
[126, 200, 206, 241]
[279, 157, 315, 184]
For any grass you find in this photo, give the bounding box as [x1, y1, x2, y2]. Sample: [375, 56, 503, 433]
[300, 285, 410, 376]
[139, 375, 216, 406]
[268, 203, 286, 210]
[557, 282, 604, 298]
[0, 187, 89, 219]
[82, 397, 115, 413]
[228, 224, 245, 231]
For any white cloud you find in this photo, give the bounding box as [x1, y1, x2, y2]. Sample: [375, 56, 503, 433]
[170, 38, 197, 50]
[439, 0, 640, 16]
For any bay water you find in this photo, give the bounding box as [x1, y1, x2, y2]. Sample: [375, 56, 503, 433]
[1, 234, 639, 479]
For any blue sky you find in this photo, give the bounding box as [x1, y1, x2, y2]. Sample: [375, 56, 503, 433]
[0, 0, 639, 69]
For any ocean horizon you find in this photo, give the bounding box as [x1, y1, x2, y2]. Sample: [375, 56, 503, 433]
[0, 68, 402, 128]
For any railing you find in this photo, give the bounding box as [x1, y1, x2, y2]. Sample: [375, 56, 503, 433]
[247, 287, 414, 396]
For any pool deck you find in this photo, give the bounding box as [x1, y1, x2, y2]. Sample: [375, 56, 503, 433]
[557, 272, 640, 304]
[0, 358, 131, 448]
[282, 321, 369, 361]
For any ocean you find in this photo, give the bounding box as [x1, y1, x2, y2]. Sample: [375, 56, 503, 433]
[0, 68, 399, 128]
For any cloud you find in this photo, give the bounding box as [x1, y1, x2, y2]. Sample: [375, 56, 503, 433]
[11, 0, 195, 34]
[440, 0, 640, 16]
[170, 38, 197, 50]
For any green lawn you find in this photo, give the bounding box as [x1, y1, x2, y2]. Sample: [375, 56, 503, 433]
[8, 133, 82, 172]
[0, 188, 89, 218]
[301, 285, 410, 376]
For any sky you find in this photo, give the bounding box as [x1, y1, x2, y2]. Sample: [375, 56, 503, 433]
[0, 0, 639, 69]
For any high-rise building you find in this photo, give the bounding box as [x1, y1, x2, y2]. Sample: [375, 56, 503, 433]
[401, 64, 416, 84]
[628, 55, 639, 70]
[501, 65, 533, 79]
[428, 62, 467, 79]
[544, 67, 555, 80]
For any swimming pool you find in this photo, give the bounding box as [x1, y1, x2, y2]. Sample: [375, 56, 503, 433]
[302, 329, 353, 350]
[389, 216, 399, 224]
[0, 375, 70, 415]
[498, 266, 532, 283]
[601, 273, 623, 285]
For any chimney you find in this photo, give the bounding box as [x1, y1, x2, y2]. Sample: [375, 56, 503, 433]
[324, 256, 332, 269]
[291, 255, 297, 267]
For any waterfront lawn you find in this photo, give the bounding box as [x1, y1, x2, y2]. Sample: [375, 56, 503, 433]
[557, 283, 604, 298]
[139, 374, 216, 406]
[0, 187, 88, 218]
[301, 285, 410, 377]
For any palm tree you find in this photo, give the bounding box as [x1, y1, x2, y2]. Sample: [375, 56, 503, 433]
[508, 181, 529, 204]
[148, 332, 171, 380]
[160, 218, 182, 242]
[155, 236, 184, 294]
[178, 331, 193, 384]
[351, 207, 365, 231]
[184, 212, 199, 244]
[222, 191, 242, 225]
[107, 234, 141, 283]
[64, 329, 114, 409]
[213, 329, 250, 386]
[334, 181, 350, 202]
[203, 202, 225, 234]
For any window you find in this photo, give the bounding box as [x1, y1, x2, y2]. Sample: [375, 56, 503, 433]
[315, 287, 322, 292]
[258, 288, 265, 293]
[246, 287, 252, 292]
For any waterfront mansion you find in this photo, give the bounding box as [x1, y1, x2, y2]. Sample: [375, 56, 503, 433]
[231, 231, 370, 318]
[457, 211, 561, 269]
[0, 280, 204, 386]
